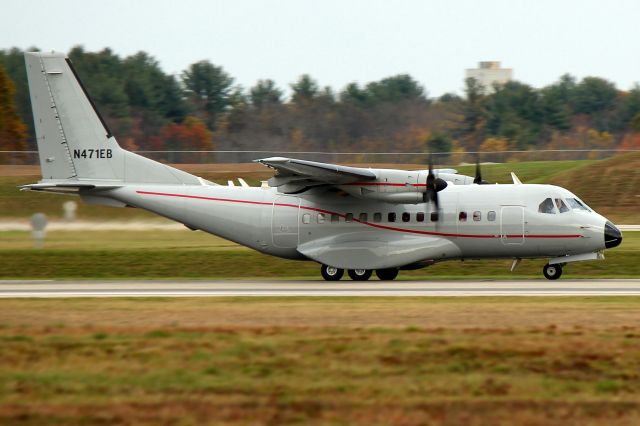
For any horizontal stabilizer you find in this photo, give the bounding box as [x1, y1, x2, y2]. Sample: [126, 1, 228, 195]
[20, 182, 122, 194]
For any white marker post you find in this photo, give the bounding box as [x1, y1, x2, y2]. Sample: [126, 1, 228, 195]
[30, 213, 48, 249]
[62, 200, 77, 222]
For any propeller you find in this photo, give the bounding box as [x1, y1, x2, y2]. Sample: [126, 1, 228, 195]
[473, 154, 489, 185]
[423, 154, 447, 220]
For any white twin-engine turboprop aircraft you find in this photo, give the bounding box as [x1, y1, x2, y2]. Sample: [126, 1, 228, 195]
[21, 52, 622, 281]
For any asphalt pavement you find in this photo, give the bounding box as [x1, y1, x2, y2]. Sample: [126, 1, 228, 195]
[1, 279, 639, 297]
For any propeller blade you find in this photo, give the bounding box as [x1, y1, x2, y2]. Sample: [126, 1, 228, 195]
[424, 154, 447, 217]
[473, 155, 490, 184]
[473, 155, 483, 184]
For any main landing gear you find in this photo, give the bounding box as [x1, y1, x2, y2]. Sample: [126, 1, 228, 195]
[320, 265, 344, 281]
[543, 263, 563, 280]
[375, 268, 399, 281]
[348, 269, 372, 281]
[320, 265, 399, 281]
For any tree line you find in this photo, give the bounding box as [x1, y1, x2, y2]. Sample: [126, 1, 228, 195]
[1, 46, 639, 163]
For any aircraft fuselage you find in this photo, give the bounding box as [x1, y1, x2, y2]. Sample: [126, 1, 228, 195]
[105, 182, 612, 271]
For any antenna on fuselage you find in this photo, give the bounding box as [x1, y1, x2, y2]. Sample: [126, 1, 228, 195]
[510, 172, 522, 185]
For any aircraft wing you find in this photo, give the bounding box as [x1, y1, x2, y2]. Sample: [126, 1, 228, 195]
[255, 157, 377, 193]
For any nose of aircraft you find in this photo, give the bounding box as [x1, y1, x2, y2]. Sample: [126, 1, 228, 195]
[604, 221, 622, 249]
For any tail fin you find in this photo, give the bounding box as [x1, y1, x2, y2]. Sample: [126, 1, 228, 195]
[24, 51, 199, 185]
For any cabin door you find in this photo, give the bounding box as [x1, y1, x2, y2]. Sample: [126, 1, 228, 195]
[272, 196, 300, 248]
[500, 206, 524, 245]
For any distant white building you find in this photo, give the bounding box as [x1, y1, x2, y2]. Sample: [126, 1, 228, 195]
[465, 61, 513, 94]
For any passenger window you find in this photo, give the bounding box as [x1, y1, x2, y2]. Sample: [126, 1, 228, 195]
[555, 198, 570, 213]
[302, 213, 310, 224]
[487, 211, 496, 221]
[538, 198, 556, 214]
[345, 213, 353, 222]
[402, 212, 410, 222]
[388, 212, 396, 222]
[473, 211, 481, 221]
[459, 211, 467, 222]
[359, 213, 368, 222]
[430, 212, 439, 222]
[416, 212, 425, 222]
[331, 214, 339, 223]
[317, 213, 326, 224]
[373, 212, 382, 223]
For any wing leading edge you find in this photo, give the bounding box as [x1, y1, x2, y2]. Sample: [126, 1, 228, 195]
[255, 157, 377, 193]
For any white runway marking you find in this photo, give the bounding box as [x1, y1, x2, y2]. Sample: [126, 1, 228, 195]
[0, 279, 639, 297]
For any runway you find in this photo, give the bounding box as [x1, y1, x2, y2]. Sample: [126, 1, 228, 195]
[1, 279, 640, 297]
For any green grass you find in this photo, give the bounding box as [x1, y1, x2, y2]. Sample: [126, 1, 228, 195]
[0, 297, 639, 424]
[0, 230, 636, 279]
[454, 159, 595, 184]
[0, 176, 157, 220]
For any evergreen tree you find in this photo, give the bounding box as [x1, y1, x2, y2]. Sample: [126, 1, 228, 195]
[249, 79, 283, 108]
[290, 74, 319, 104]
[182, 60, 233, 129]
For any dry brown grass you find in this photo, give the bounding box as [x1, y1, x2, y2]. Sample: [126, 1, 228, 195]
[0, 298, 639, 425]
[0, 297, 638, 330]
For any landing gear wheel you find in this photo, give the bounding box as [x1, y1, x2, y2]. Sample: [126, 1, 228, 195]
[321, 265, 344, 281]
[376, 268, 399, 281]
[348, 269, 372, 281]
[543, 263, 563, 280]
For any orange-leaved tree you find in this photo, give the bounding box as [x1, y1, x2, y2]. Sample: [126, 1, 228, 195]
[0, 65, 28, 164]
[150, 116, 213, 163]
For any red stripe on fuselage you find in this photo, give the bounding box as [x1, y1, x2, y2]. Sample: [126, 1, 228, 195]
[346, 182, 427, 187]
[135, 190, 582, 239]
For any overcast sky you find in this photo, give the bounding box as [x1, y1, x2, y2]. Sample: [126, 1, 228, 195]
[3, 0, 639, 97]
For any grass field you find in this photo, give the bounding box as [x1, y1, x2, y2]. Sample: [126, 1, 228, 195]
[0, 230, 636, 279]
[1, 154, 638, 222]
[0, 297, 639, 425]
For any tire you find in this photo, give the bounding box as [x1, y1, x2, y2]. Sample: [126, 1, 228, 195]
[321, 265, 344, 281]
[348, 269, 372, 281]
[543, 263, 562, 280]
[376, 268, 399, 281]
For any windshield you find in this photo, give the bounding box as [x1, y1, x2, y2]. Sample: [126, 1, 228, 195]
[566, 197, 591, 212]
[538, 198, 556, 214]
[555, 198, 570, 213]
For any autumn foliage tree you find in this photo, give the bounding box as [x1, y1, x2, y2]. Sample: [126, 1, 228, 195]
[150, 116, 212, 162]
[0, 65, 28, 163]
[2, 45, 640, 165]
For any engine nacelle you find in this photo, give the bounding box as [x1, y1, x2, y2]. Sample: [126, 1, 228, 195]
[336, 169, 475, 204]
[354, 191, 424, 204]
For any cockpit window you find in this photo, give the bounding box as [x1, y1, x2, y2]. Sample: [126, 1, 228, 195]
[538, 198, 556, 214]
[555, 198, 570, 213]
[566, 197, 591, 212]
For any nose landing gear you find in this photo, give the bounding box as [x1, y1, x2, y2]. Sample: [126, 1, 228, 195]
[543, 263, 563, 280]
